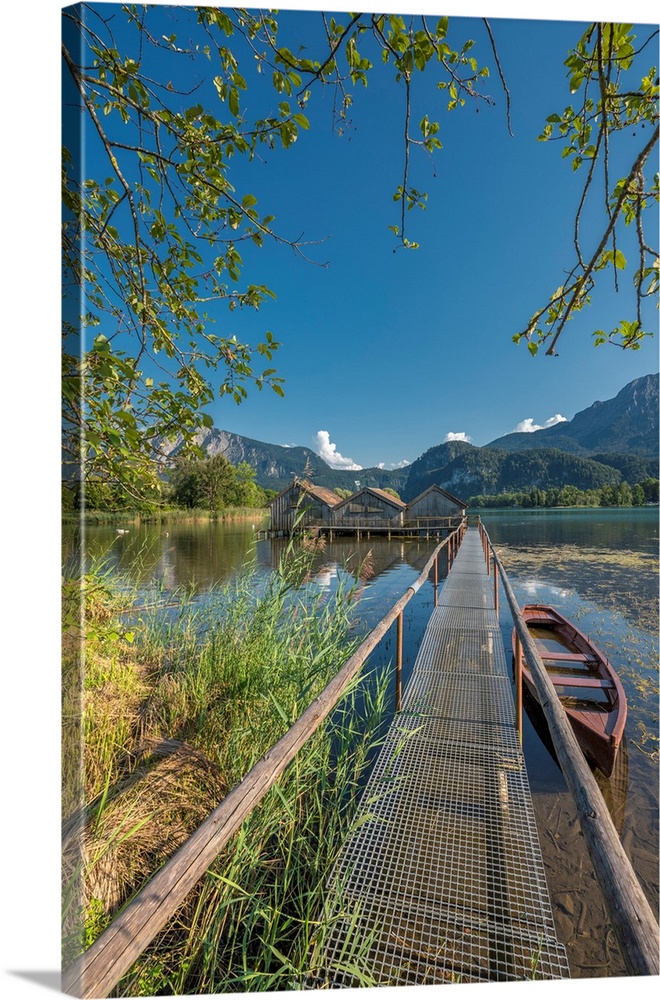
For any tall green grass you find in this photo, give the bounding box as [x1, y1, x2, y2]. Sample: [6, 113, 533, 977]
[63, 542, 392, 993]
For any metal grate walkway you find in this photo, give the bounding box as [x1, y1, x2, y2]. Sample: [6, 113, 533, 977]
[311, 527, 570, 986]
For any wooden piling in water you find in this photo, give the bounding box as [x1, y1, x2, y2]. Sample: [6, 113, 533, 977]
[513, 629, 523, 744]
[395, 612, 403, 711]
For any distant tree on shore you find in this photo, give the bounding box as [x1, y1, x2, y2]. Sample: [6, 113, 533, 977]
[469, 478, 658, 508]
[170, 456, 268, 511]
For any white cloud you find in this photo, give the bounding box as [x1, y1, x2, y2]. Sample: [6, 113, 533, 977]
[444, 431, 472, 443]
[513, 414, 568, 433]
[377, 459, 410, 470]
[313, 430, 363, 471]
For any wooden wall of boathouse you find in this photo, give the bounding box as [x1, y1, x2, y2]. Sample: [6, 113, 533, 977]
[268, 480, 342, 534]
[405, 484, 466, 527]
[331, 487, 405, 528]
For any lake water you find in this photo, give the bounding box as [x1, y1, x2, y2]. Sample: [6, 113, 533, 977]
[68, 507, 659, 978]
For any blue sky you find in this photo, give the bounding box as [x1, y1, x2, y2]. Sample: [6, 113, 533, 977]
[64, 2, 658, 473]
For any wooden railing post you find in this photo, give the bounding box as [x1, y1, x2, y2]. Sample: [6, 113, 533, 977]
[513, 629, 523, 743]
[433, 553, 438, 608]
[395, 611, 403, 711]
[493, 558, 499, 615]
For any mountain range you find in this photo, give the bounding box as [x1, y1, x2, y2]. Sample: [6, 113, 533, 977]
[165, 374, 658, 501]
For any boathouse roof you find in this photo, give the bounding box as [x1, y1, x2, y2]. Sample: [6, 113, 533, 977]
[267, 478, 343, 508]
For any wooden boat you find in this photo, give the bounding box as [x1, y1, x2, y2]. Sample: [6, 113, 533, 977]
[513, 604, 627, 777]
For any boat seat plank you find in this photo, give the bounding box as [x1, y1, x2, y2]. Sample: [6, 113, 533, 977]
[539, 651, 592, 662]
[546, 673, 614, 690]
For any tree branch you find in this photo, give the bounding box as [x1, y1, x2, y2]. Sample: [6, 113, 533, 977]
[482, 19, 513, 136]
[545, 122, 659, 354]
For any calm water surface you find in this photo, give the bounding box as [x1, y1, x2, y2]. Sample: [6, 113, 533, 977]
[70, 508, 658, 976]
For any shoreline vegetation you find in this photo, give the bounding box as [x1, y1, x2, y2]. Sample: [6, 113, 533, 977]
[62, 543, 391, 994]
[64, 495, 659, 526]
[62, 479, 658, 524]
[62, 506, 269, 525]
[62, 451, 658, 525]
[468, 478, 658, 509]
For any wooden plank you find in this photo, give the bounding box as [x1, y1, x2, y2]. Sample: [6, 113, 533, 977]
[538, 651, 591, 662]
[544, 674, 614, 690]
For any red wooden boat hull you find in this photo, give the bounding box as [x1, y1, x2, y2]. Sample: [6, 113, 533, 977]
[513, 604, 627, 777]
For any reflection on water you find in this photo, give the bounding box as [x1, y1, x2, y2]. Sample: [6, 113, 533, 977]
[484, 507, 659, 629]
[520, 683, 629, 835]
[63, 520, 263, 592]
[64, 521, 445, 598]
[481, 506, 658, 553]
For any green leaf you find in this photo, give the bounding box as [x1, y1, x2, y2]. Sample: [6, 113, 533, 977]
[267, 691, 291, 726]
[569, 72, 584, 94]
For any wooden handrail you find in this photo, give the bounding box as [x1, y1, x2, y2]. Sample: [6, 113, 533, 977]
[483, 526, 659, 976]
[62, 521, 466, 998]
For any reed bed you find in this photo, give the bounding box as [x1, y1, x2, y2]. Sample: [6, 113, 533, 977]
[64, 506, 269, 525]
[62, 543, 391, 994]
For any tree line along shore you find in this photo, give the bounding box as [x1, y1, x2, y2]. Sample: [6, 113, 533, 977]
[63, 451, 659, 522]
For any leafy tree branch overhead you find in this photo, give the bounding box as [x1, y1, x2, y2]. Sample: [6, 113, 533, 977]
[62, 5, 495, 496]
[514, 22, 659, 356]
[62, 7, 658, 499]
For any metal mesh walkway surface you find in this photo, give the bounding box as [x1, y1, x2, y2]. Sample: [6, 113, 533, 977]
[311, 527, 570, 986]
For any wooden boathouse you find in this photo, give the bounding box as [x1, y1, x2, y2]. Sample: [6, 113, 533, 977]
[332, 486, 406, 529]
[267, 478, 467, 538]
[405, 483, 467, 528]
[266, 479, 343, 535]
